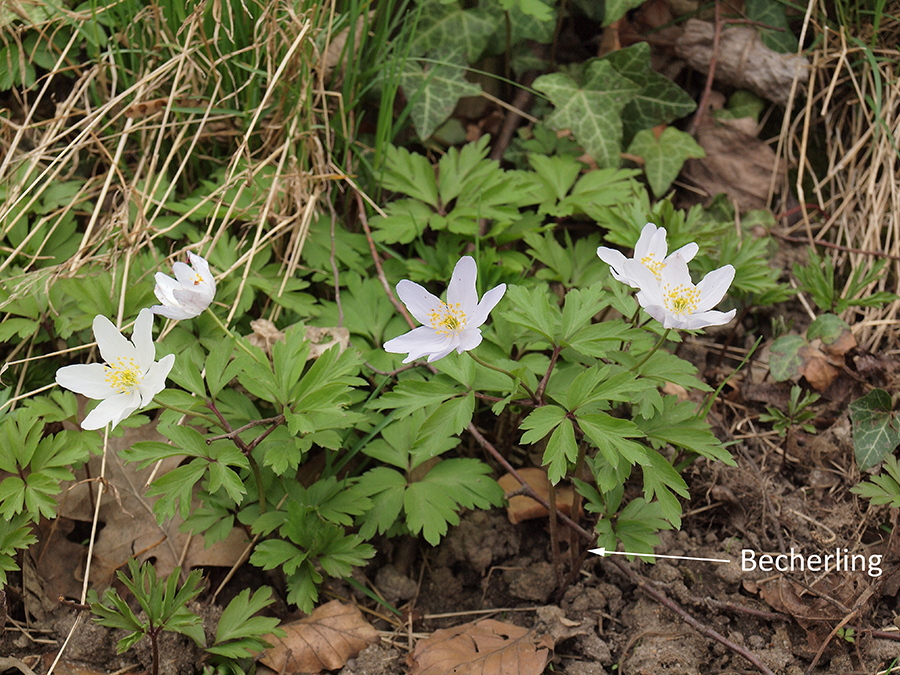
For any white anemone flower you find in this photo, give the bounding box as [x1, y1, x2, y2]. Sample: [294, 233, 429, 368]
[55, 309, 175, 430]
[151, 252, 216, 320]
[597, 223, 699, 288]
[631, 253, 736, 330]
[384, 256, 506, 363]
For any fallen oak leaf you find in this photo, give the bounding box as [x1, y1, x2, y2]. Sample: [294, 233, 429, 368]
[408, 618, 553, 675]
[259, 600, 379, 673]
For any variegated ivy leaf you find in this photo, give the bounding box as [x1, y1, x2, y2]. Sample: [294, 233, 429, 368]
[401, 52, 481, 140]
[602, 0, 646, 25]
[601, 43, 697, 143]
[627, 127, 705, 197]
[410, 1, 496, 63]
[534, 60, 641, 168]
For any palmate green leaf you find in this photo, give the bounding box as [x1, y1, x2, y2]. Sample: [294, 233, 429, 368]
[637, 397, 735, 465]
[850, 389, 900, 471]
[404, 458, 504, 545]
[416, 394, 474, 462]
[250, 539, 307, 573]
[0, 514, 36, 585]
[525, 154, 583, 216]
[851, 455, 900, 507]
[502, 284, 561, 342]
[411, 1, 496, 63]
[576, 412, 648, 469]
[627, 128, 705, 198]
[355, 467, 407, 539]
[380, 145, 439, 206]
[520, 404, 567, 444]
[601, 43, 697, 141]
[534, 60, 640, 167]
[371, 380, 463, 417]
[146, 460, 209, 521]
[640, 449, 688, 528]
[401, 52, 482, 140]
[610, 497, 674, 558]
[208, 587, 282, 658]
[370, 200, 433, 246]
[542, 418, 578, 484]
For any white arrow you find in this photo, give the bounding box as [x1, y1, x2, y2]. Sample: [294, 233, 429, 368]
[589, 547, 731, 564]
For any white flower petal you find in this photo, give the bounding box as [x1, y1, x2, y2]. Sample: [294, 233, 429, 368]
[187, 253, 216, 290]
[132, 309, 156, 371]
[671, 242, 699, 263]
[170, 288, 209, 318]
[55, 363, 118, 399]
[172, 260, 195, 287]
[151, 304, 196, 320]
[633, 223, 660, 259]
[93, 315, 133, 363]
[446, 256, 479, 315]
[660, 253, 693, 287]
[455, 328, 483, 353]
[396, 280, 443, 326]
[153, 273, 181, 305]
[384, 326, 453, 363]
[681, 308, 736, 330]
[469, 284, 506, 328]
[695, 265, 735, 312]
[81, 391, 141, 430]
[140, 353, 176, 405]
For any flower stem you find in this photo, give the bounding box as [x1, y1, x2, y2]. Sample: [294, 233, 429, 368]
[153, 400, 220, 427]
[204, 307, 262, 363]
[467, 351, 537, 401]
[630, 328, 672, 372]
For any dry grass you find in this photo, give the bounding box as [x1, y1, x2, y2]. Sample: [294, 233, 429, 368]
[783, 4, 900, 350]
[0, 0, 357, 401]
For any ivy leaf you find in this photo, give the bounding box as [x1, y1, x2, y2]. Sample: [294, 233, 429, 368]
[401, 52, 482, 140]
[850, 389, 900, 471]
[745, 0, 799, 53]
[602, 0, 646, 25]
[410, 2, 496, 63]
[627, 127, 705, 197]
[534, 60, 641, 168]
[602, 43, 697, 142]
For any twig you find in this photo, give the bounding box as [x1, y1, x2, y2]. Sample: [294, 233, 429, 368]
[355, 190, 412, 325]
[206, 415, 283, 443]
[608, 559, 777, 675]
[689, 0, 721, 135]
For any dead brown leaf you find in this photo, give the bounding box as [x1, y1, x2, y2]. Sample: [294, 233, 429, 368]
[408, 619, 553, 675]
[681, 119, 785, 211]
[675, 19, 809, 106]
[798, 343, 842, 392]
[54, 423, 248, 591]
[259, 600, 379, 674]
[497, 468, 580, 524]
[246, 320, 349, 359]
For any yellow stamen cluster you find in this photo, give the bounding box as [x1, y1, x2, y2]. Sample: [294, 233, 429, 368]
[104, 356, 142, 393]
[663, 284, 701, 316]
[191, 273, 204, 286]
[427, 302, 467, 336]
[640, 254, 666, 279]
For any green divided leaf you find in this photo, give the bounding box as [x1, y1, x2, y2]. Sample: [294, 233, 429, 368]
[850, 389, 900, 471]
[403, 458, 504, 545]
[208, 587, 283, 658]
[851, 455, 900, 507]
[534, 60, 641, 168]
[627, 128, 704, 198]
